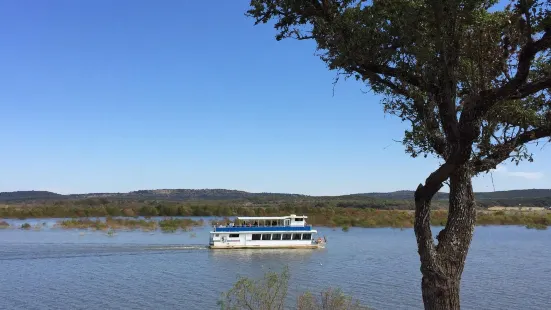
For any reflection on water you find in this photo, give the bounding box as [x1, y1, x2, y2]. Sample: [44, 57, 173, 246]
[0, 219, 550, 310]
[208, 247, 319, 261]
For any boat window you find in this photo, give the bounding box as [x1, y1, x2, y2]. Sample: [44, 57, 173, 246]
[262, 234, 271, 240]
[282, 234, 292, 240]
[302, 233, 311, 240]
[294, 218, 304, 222]
[272, 233, 282, 240]
[215, 234, 219, 237]
[252, 234, 261, 240]
[292, 233, 302, 240]
[229, 234, 239, 238]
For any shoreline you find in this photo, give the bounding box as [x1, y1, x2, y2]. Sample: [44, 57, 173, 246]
[1, 209, 550, 231]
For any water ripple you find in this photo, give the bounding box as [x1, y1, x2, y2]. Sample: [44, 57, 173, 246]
[0, 226, 549, 309]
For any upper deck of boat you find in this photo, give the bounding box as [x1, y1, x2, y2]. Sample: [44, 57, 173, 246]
[212, 214, 314, 232]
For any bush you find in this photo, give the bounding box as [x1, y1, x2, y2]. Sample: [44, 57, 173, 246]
[218, 266, 369, 310]
[297, 288, 368, 310]
[526, 223, 547, 230]
[21, 223, 31, 229]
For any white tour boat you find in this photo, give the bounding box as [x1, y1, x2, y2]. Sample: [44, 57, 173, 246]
[209, 214, 326, 249]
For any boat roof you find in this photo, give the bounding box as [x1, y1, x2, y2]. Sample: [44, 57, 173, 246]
[237, 214, 307, 220]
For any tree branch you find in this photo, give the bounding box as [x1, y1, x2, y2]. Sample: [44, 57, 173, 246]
[413, 162, 454, 277]
[359, 63, 424, 89]
[460, 30, 551, 119]
[509, 76, 551, 99]
[358, 67, 448, 157]
[456, 29, 551, 164]
[473, 126, 551, 173]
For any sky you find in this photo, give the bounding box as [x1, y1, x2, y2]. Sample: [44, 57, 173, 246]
[0, 0, 549, 195]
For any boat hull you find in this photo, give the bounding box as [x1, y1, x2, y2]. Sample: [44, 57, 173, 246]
[209, 244, 324, 249]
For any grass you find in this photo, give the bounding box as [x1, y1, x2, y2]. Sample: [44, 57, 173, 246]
[304, 210, 437, 228]
[56, 217, 203, 232]
[526, 223, 548, 230]
[105, 217, 157, 231]
[158, 218, 204, 232]
[210, 217, 232, 226]
[477, 211, 551, 228]
[57, 218, 108, 230]
[0, 220, 9, 228]
[305, 209, 551, 229]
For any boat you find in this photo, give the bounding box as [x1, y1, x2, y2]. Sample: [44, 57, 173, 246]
[209, 214, 326, 249]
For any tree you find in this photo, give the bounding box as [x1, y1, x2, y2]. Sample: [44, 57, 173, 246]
[246, 1, 551, 309]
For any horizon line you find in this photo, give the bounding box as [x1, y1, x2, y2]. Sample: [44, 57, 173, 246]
[1, 187, 549, 197]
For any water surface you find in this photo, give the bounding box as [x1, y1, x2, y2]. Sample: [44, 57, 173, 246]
[0, 218, 549, 309]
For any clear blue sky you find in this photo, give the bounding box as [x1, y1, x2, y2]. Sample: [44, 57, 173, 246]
[0, 0, 549, 195]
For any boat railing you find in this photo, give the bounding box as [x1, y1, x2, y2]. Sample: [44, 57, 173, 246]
[213, 225, 313, 232]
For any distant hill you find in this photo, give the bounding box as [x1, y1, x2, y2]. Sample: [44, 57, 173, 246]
[0, 189, 305, 202]
[70, 189, 305, 201]
[0, 191, 64, 202]
[354, 190, 448, 200]
[1, 188, 550, 204]
[473, 189, 551, 200]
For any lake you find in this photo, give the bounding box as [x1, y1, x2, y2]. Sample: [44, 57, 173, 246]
[0, 217, 550, 309]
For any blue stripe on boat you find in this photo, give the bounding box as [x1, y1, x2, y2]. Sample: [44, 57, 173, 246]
[214, 226, 312, 232]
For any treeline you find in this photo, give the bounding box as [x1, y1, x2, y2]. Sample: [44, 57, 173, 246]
[1, 196, 549, 221]
[476, 197, 551, 208]
[2, 197, 550, 220]
[1, 200, 399, 219]
[1, 199, 550, 229]
[0, 197, 422, 219]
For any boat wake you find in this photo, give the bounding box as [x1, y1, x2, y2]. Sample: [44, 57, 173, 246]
[144, 245, 210, 251]
[0, 243, 212, 261]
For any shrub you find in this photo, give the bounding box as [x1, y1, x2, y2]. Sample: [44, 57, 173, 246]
[21, 223, 31, 229]
[218, 267, 289, 310]
[122, 208, 136, 217]
[526, 223, 548, 230]
[297, 288, 368, 310]
[218, 266, 369, 310]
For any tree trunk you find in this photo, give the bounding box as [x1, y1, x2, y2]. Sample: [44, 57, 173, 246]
[415, 165, 476, 310]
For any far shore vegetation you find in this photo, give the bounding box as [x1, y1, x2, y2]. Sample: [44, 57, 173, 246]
[0, 199, 549, 230]
[57, 217, 204, 232]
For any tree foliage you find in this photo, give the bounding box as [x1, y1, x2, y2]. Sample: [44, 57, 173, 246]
[246, 0, 551, 171]
[246, 1, 551, 308]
